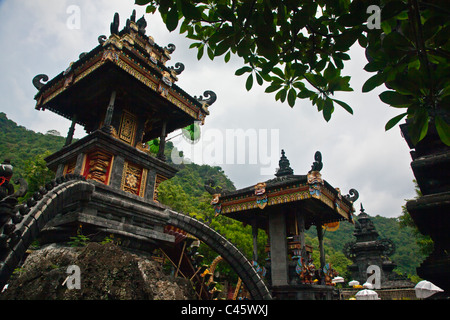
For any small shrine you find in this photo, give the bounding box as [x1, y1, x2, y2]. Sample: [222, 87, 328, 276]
[207, 150, 359, 300]
[30, 11, 216, 248]
[343, 205, 413, 289]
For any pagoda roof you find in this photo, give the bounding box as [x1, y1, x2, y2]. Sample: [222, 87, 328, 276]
[208, 151, 358, 229]
[32, 11, 215, 138]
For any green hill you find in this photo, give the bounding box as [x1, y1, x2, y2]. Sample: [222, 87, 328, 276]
[0, 112, 425, 283]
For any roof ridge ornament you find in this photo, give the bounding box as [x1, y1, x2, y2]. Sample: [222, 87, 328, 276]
[165, 44, 176, 54]
[310, 151, 323, 172]
[136, 15, 147, 35]
[344, 189, 359, 203]
[275, 149, 294, 177]
[195, 91, 217, 111]
[32, 74, 49, 90]
[110, 12, 119, 35]
[98, 35, 107, 45]
[170, 62, 185, 75]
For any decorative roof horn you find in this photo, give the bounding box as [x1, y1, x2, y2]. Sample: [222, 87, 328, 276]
[195, 91, 217, 106]
[170, 62, 185, 75]
[32, 74, 49, 90]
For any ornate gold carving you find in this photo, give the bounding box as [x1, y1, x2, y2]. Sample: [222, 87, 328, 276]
[254, 182, 268, 209]
[102, 49, 120, 62]
[121, 161, 147, 197]
[307, 171, 324, 199]
[110, 126, 119, 139]
[84, 150, 113, 185]
[118, 110, 137, 145]
[136, 141, 151, 154]
[103, 34, 123, 50]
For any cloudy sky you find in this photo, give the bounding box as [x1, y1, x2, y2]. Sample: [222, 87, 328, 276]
[0, 0, 417, 218]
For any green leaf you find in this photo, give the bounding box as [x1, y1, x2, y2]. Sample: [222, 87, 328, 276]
[435, 116, 450, 146]
[333, 99, 353, 115]
[275, 87, 287, 102]
[381, 1, 407, 21]
[235, 66, 252, 76]
[287, 88, 296, 107]
[265, 83, 282, 93]
[358, 34, 368, 48]
[246, 74, 254, 91]
[364, 61, 386, 73]
[323, 98, 334, 122]
[272, 67, 284, 79]
[256, 73, 263, 86]
[197, 44, 204, 60]
[135, 0, 151, 5]
[146, 5, 157, 14]
[224, 51, 231, 63]
[180, 0, 202, 20]
[297, 88, 313, 99]
[215, 39, 231, 57]
[379, 91, 412, 107]
[166, 6, 179, 32]
[362, 72, 385, 92]
[385, 112, 407, 131]
[409, 109, 429, 145]
[207, 46, 215, 60]
[324, 63, 338, 80]
[408, 58, 420, 70]
[333, 29, 360, 51]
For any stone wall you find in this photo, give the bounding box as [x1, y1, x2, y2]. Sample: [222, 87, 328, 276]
[0, 242, 196, 300]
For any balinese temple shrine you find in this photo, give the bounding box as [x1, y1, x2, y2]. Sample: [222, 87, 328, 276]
[208, 150, 359, 300]
[31, 11, 215, 249]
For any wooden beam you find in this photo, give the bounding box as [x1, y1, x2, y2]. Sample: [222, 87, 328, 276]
[174, 241, 187, 278]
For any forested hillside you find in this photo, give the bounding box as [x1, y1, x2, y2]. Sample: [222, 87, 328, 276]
[0, 112, 425, 283]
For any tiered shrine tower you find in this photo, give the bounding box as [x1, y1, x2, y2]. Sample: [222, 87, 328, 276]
[343, 205, 413, 289]
[31, 11, 216, 250]
[207, 151, 359, 300]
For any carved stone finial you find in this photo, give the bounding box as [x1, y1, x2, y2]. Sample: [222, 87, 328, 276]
[98, 35, 107, 45]
[344, 189, 359, 203]
[32, 74, 49, 90]
[195, 91, 217, 106]
[170, 62, 185, 75]
[310, 151, 323, 172]
[204, 179, 227, 195]
[275, 149, 294, 177]
[166, 43, 176, 54]
[130, 9, 136, 22]
[136, 15, 147, 35]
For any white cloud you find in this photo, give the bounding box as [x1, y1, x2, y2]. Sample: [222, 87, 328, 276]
[0, 0, 417, 218]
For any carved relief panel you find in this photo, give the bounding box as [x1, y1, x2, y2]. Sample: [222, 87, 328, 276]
[121, 161, 148, 197]
[83, 150, 113, 185]
[118, 110, 137, 146]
